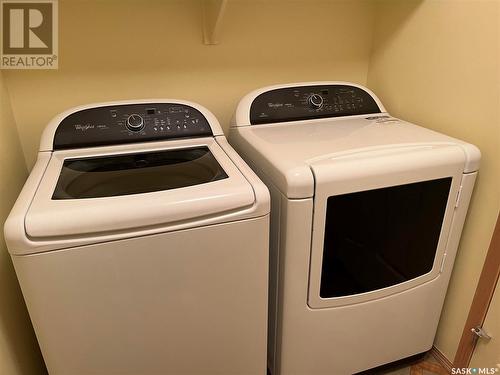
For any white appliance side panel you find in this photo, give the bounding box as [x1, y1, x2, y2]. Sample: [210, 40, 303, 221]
[244, 172, 286, 375]
[12, 217, 269, 375]
[276, 174, 477, 374]
[274, 196, 314, 375]
[227, 131, 284, 373]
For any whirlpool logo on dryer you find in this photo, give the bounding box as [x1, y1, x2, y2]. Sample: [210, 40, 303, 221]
[1, 0, 58, 69]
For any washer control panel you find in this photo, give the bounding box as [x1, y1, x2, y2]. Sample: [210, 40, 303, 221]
[54, 103, 212, 150]
[249, 84, 381, 125]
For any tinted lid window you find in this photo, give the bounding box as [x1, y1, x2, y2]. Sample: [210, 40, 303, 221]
[52, 147, 228, 199]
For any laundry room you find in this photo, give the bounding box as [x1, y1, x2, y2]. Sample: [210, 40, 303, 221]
[0, 0, 499, 374]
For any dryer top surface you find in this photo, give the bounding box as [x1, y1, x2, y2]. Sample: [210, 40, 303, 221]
[230, 116, 480, 198]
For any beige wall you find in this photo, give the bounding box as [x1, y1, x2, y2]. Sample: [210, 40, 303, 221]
[367, 0, 500, 362]
[3, 0, 376, 168]
[1, 0, 499, 371]
[0, 72, 45, 374]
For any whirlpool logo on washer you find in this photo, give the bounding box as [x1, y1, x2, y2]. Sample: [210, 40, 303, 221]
[74, 124, 94, 131]
[1, 0, 58, 69]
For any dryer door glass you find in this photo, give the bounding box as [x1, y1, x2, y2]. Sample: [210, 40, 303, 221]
[320, 177, 452, 298]
[52, 147, 228, 199]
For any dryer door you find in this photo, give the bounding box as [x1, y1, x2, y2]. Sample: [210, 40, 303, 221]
[307, 144, 466, 309]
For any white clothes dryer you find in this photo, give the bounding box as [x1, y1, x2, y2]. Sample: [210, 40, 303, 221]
[229, 82, 480, 375]
[5, 100, 270, 375]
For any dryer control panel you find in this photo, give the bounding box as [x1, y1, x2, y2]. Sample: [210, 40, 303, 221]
[249, 84, 381, 125]
[54, 103, 212, 150]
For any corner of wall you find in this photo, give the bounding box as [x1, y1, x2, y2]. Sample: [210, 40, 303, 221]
[0, 71, 46, 375]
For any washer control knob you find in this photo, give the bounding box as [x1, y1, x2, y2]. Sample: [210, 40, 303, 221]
[126, 114, 144, 131]
[308, 94, 324, 109]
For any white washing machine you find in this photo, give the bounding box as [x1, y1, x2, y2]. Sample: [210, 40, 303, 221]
[5, 100, 270, 375]
[229, 82, 480, 374]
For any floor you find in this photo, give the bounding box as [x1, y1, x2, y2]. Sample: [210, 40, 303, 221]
[372, 352, 449, 375]
[266, 352, 450, 375]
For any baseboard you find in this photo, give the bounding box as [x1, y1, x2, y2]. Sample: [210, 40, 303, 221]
[431, 345, 453, 372]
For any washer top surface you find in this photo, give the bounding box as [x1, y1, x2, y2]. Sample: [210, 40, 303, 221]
[230, 82, 480, 198]
[25, 137, 256, 239]
[6, 100, 270, 255]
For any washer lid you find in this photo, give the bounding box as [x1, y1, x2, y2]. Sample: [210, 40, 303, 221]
[231, 116, 480, 198]
[25, 137, 256, 238]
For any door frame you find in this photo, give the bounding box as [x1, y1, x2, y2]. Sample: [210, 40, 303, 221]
[453, 211, 500, 367]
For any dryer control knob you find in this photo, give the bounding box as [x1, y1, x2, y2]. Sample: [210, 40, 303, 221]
[126, 114, 144, 131]
[308, 94, 324, 109]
